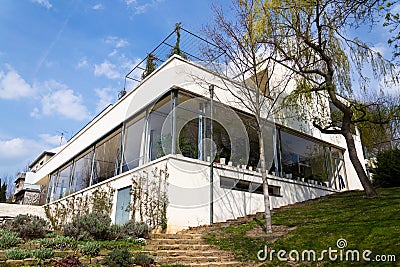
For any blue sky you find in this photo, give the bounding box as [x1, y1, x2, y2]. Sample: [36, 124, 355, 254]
[0, 0, 220, 175]
[0, 0, 396, 177]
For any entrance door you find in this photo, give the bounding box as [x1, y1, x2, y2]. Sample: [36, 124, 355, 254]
[115, 186, 131, 225]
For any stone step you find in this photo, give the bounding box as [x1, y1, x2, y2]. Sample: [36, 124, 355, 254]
[151, 233, 203, 239]
[155, 255, 234, 264]
[143, 249, 232, 258]
[189, 261, 243, 267]
[146, 244, 215, 251]
[148, 238, 204, 245]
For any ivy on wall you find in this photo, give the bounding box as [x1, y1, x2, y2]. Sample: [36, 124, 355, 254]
[44, 183, 115, 230]
[129, 165, 169, 231]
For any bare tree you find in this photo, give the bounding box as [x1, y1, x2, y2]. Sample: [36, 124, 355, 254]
[258, 0, 398, 197]
[202, 1, 293, 233]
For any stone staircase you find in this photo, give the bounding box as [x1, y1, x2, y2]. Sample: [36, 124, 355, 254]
[146, 233, 241, 266]
[146, 196, 332, 266]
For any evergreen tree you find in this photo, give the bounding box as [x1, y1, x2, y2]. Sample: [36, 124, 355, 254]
[0, 181, 7, 203]
[141, 53, 157, 80]
[168, 22, 187, 59]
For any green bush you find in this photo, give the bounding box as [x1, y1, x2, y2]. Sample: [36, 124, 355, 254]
[122, 221, 150, 239]
[5, 249, 32, 260]
[33, 248, 55, 260]
[372, 148, 400, 188]
[102, 248, 134, 267]
[78, 241, 101, 258]
[63, 212, 111, 240]
[127, 237, 146, 246]
[108, 224, 126, 240]
[0, 229, 22, 249]
[134, 253, 155, 267]
[37, 235, 76, 250]
[4, 214, 49, 239]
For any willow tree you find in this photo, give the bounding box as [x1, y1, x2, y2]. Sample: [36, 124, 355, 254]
[203, 1, 292, 233]
[259, 0, 397, 197]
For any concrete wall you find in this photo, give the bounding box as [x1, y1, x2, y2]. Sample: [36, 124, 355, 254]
[0, 203, 47, 220]
[45, 155, 337, 233]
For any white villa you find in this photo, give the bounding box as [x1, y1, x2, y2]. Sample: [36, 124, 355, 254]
[15, 30, 365, 233]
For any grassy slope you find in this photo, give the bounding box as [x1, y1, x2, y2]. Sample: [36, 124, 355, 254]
[204, 188, 400, 266]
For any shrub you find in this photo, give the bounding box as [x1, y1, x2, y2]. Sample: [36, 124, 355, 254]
[134, 253, 155, 267]
[5, 249, 32, 260]
[127, 237, 146, 246]
[372, 148, 400, 188]
[4, 214, 49, 239]
[33, 248, 55, 260]
[78, 241, 101, 258]
[51, 255, 82, 267]
[63, 212, 111, 240]
[0, 229, 22, 249]
[37, 235, 76, 249]
[122, 221, 150, 239]
[108, 224, 126, 240]
[102, 248, 134, 267]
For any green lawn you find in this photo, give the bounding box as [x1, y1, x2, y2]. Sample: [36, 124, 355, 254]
[204, 187, 400, 266]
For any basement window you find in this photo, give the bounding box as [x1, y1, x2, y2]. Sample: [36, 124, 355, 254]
[220, 176, 281, 197]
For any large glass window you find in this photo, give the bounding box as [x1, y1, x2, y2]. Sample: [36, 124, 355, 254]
[147, 93, 172, 161]
[47, 172, 58, 203]
[92, 130, 122, 185]
[53, 163, 72, 201]
[279, 130, 328, 182]
[70, 149, 94, 193]
[175, 93, 208, 160]
[123, 112, 146, 171]
[328, 147, 347, 189]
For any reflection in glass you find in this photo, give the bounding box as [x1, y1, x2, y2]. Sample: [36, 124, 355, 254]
[92, 131, 121, 185]
[71, 149, 93, 193]
[280, 130, 328, 182]
[53, 164, 72, 201]
[123, 113, 146, 171]
[147, 93, 172, 161]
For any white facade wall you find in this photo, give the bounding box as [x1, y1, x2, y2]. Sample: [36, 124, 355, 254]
[31, 55, 366, 232]
[44, 155, 337, 233]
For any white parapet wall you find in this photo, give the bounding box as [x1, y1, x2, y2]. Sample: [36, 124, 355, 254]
[44, 154, 339, 233]
[0, 203, 47, 221]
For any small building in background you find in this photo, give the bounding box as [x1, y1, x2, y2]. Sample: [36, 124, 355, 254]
[13, 172, 40, 205]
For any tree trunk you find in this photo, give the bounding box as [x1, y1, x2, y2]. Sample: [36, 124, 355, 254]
[258, 130, 273, 233]
[343, 131, 377, 197]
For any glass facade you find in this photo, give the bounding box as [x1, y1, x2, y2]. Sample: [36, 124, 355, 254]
[70, 149, 93, 193]
[122, 112, 146, 171]
[92, 130, 122, 185]
[279, 130, 328, 182]
[46, 89, 347, 203]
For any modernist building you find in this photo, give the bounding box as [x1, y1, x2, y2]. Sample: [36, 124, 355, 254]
[19, 51, 365, 232]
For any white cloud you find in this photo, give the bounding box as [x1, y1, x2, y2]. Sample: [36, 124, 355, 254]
[76, 57, 89, 69]
[41, 89, 90, 121]
[105, 36, 129, 48]
[31, 80, 90, 121]
[0, 138, 43, 162]
[108, 49, 118, 57]
[371, 43, 388, 57]
[0, 67, 35, 99]
[32, 0, 52, 9]
[94, 61, 120, 79]
[125, 0, 163, 15]
[39, 133, 67, 146]
[92, 3, 104, 10]
[95, 88, 115, 113]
